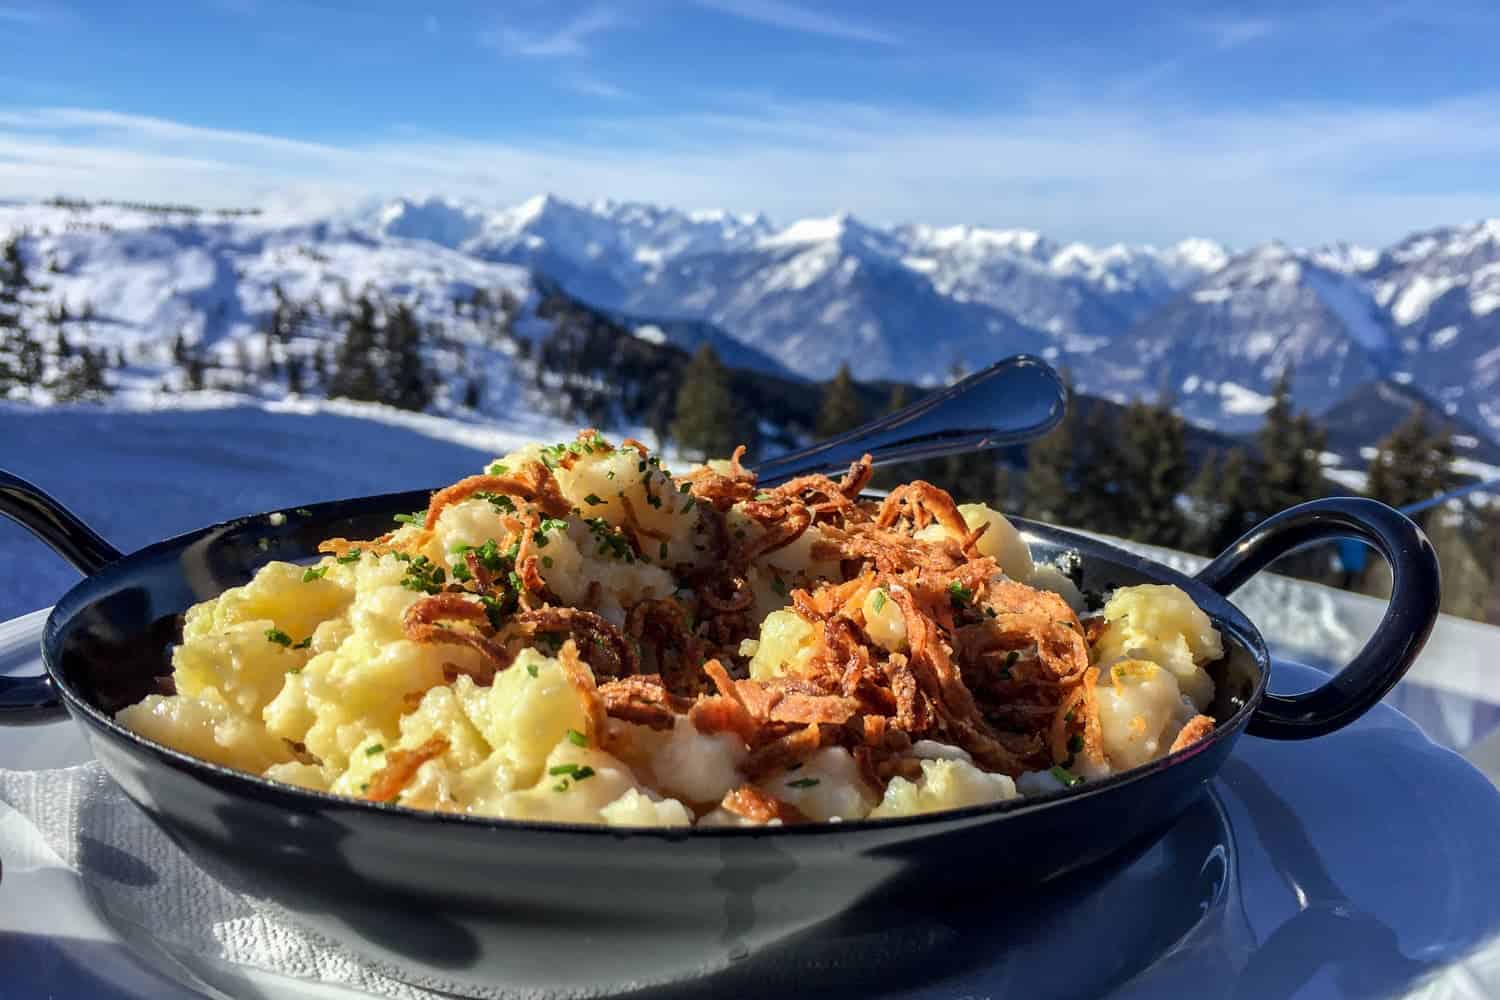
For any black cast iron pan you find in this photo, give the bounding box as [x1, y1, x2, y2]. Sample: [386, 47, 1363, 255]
[0, 471, 1440, 995]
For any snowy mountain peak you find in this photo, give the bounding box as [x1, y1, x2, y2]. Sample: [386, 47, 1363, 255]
[376, 196, 486, 249]
[1165, 237, 1230, 276]
[760, 213, 907, 263]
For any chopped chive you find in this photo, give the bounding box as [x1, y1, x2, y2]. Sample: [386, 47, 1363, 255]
[336, 548, 363, 564]
[948, 581, 973, 606]
[787, 777, 820, 789]
[302, 565, 328, 582]
[487, 462, 509, 476]
[288, 666, 303, 674]
[584, 493, 604, 506]
[526, 663, 539, 678]
[264, 628, 293, 647]
[566, 728, 587, 747]
[553, 779, 570, 792]
[1049, 765, 1083, 787]
[549, 763, 579, 776]
[366, 744, 384, 756]
[658, 541, 669, 561]
[871, 589, 887, 613]
[1067, 733, 1085, 754]
[771, 575, 787, 596]
[292, 635, 313, 650]
[755, 491, 772, 501]
[1064, 709, 1076, 723]
[359, 782, 369, 792]
[572, 766, 595, 781]
[393, 510, 426, 525]
[542, 555, 554, 568]
[681, 496, 696, 513]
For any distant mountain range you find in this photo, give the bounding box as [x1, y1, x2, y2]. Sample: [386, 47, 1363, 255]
[3, 195, 1498, 474]
[370, 194, 1500, 442]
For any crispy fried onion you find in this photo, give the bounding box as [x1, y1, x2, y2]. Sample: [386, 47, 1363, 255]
[402, 594, 512, 684]
[627, 599, 705, 696]
[507, 608, 639, 679]
[720, 784, 807, 824]
[877, 480, 970, 540]
[558, 638, 608, 748]
[598, 674, 695, 729]
[1170, 714, 1216, 754]
[366, 736, 449, 803]
[424, 461, 571, 529]
[317, 536, 404, 559]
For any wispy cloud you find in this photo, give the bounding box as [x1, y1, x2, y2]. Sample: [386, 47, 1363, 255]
[4, 93, 1500, 247]
[690, 0, 899, 46]
[486, 5, 621, 58]
[562, 74, 635, 101]
[1196, 15, 1277, 50]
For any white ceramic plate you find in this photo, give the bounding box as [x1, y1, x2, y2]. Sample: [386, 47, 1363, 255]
[4, 606, 1500, 1000]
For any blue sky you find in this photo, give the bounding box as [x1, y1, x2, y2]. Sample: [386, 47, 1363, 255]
[1, 0, 1498, 246]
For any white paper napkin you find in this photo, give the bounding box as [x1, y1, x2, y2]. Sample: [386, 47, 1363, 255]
[0, 761, 495, 999]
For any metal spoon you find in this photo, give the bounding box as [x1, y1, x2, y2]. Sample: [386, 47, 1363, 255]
[751, 354, 1066, 486]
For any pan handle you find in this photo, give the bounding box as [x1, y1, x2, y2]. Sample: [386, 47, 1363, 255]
[0, 470, 124, 724]
[1194, 497, 1441, 740]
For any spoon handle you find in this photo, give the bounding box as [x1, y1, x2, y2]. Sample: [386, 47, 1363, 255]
[752, 355, 1067, 486]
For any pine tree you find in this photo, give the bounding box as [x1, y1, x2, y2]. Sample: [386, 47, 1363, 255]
[463, 375, 484, 410]
[1111, 399, 1191, 548]
[884, 383, 910, 414]
[383, 303, 433, 412]
[313, 345, 329, 386]
[53, 348, 107, 402]
[647, 373, 675, 452]
[172, 330, 190, 366]
[1257, 369, 1328, 515]
[816, 364, 865, 438]
[1190, 448, 1259, 554]
[233, 337, 253, 382]
[54, 329, 70, 359]
[186, 354, 206, 391]
[671, 344, 743, 460]
[286, 355, 304, 395]
[0, 238, 30, 392]
[329, 296, 381, 402]
[1366, 408, 1457, 516]
[1023, 402, 1076, 525]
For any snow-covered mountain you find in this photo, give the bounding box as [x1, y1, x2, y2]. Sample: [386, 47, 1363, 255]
[1088, 243, 1399, 431]
[6, 195, 1500, 445]
[376, 194, 774, 311]
[374, 196, 1228, 383]
[1364, 219, 1500, 435]
[0, 200, 787, 413]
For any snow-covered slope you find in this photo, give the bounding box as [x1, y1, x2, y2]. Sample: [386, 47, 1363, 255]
[1089, 244, 1398, 431]
[1364, 219, 1500, 434]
